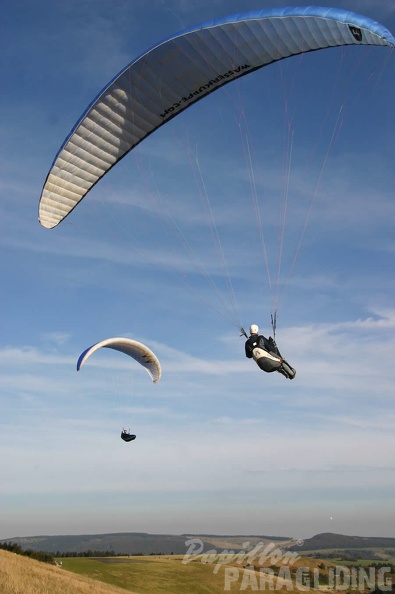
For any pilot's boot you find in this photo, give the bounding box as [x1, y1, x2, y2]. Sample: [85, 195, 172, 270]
[277, 366, 289, 378]
[281, 360, 296, 379]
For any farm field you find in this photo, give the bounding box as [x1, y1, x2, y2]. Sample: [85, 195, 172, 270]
[60, 555, 231, 594]
[2, 546, 394, 594]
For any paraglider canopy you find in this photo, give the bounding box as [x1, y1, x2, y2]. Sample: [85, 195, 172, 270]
[77, 337, 161, 383]
[38, 6, 395, 229]
[77, 337, 160, 442]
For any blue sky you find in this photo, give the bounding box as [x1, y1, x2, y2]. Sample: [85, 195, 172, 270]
[1, 0, 395, 542]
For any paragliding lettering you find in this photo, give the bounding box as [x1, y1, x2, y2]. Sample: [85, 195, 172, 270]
[159, 65, 251, 119]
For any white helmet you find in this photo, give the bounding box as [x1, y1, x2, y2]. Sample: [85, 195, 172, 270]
[250, 324, 259, 335]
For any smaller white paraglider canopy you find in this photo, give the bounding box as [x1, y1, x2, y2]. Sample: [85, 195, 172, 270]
[77, 337, 161, 383]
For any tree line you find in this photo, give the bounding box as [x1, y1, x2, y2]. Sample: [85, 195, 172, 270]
[0, 541, 55, 565]
[55, 550, 168, 557]
[1, 542, 173, 561]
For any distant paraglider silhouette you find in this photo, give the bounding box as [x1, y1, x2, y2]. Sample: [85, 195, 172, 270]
[77, 337, 161, 440]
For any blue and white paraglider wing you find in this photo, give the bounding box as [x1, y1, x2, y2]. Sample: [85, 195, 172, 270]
[38, 6, 395, 229]
[77, 337, 161, 383]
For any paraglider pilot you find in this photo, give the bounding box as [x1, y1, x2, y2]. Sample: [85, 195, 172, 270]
[245, 325, 296, 379]
[121, 429, 136, 442]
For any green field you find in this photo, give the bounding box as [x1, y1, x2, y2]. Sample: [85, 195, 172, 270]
[58, 551, 395, 594]
[59, 556, 232, 594]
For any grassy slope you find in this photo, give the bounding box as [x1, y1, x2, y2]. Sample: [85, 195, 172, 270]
[60, 553, 338, 594]
[5, 547, 391, 594]
[61, 556, 229, 594]
[0, 549, 137, 594]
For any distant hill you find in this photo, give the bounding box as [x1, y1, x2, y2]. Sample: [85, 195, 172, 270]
[0, 533, 208, 555]
[3, 531, 395, 557]
[0, 532, 292, 555]
[182, 533, 290, 540]
[289, 533, 395, 551]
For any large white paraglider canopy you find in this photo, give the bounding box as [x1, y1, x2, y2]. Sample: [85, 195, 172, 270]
[38, 6, 395, 229]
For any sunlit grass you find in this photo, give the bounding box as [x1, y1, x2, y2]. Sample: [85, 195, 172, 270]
[60, 555, 229, 593]
[3, 547, 392, 594]
[0, 550, 136, 594]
